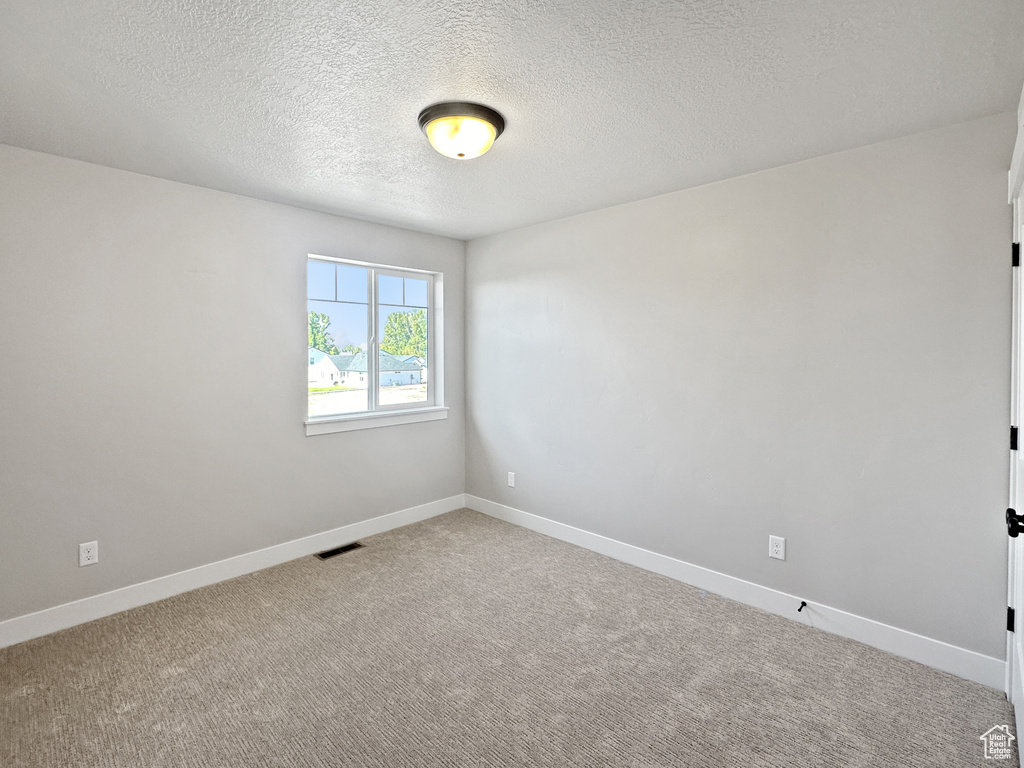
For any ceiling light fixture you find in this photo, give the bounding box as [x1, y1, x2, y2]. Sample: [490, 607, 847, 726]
[417, 102, 505, 160]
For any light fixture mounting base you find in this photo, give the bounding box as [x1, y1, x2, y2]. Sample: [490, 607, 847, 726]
[417, 102, 505, 138]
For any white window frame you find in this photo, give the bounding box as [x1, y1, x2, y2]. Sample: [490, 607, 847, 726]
[305, 255, 446, 436]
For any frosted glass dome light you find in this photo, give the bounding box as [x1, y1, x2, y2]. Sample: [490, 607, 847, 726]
[418, 102, 505, 160]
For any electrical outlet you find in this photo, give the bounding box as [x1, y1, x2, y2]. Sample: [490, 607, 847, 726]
[769, 535, 785, 561]
[507, 471, 515, 488]
[79, 541, 99, 567]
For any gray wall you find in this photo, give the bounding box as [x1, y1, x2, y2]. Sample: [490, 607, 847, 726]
[0, 145, 465, 623]
[466, 113, 1014, 658]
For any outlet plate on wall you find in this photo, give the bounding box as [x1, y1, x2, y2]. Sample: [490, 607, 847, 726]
[769, 535, 785, 561]
[507, 472, 515, 488]
[79, 541, 99, 567]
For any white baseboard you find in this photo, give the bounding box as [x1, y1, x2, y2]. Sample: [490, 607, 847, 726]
[0, 494, 467, 649]
[465, 494, 1005, 690]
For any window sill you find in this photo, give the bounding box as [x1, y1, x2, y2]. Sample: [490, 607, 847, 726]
[305, 406, 448, 436]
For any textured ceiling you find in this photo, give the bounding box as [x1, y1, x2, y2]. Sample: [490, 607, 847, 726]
[2, 0, 1023, 240]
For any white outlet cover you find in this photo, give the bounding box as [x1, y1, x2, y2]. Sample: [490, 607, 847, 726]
[79, 541, 99, 567]
[507, 472, 515, 488]
[769, 535, 786, 561]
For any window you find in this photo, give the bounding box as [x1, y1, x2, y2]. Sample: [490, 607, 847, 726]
[306, 255, 445, 435]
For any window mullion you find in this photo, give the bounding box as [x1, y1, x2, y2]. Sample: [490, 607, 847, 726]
[425, 274, 434, 407]
[368, 269, 379, 411]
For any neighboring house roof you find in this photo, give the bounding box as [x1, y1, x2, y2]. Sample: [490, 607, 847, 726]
[322, 351, 423, 373]
[381, 354, 424, 373]
[328, 352, 362, 372]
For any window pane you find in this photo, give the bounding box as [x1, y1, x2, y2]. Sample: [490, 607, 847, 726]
[378, 305, 428, 406]
[307, 258, 437, 423]
[336, 264, 368, 304]
[308, 298, 369, 416]
[307, 260, 335, 301]
[378, 274, 403, 306]
[404, 277, 429, 308]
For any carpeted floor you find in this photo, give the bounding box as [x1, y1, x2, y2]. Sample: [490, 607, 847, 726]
[1, 509, 1017, 767]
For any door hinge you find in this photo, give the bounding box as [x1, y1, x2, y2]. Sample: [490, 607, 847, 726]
[1013, 426, 1019, 451]
[1014, 242, 1020, 268]
[1010, 607, 1016, 632]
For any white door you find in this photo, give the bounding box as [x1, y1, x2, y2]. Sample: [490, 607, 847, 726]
[1008, 189, 1024, 742]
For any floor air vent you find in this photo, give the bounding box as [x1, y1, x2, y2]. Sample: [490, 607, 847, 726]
[315, 542, 364, 560]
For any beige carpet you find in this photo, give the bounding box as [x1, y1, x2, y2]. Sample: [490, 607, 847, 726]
[1, 509, 1017, 767]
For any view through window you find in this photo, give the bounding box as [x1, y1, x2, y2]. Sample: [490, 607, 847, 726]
[307, 257, 434, 420]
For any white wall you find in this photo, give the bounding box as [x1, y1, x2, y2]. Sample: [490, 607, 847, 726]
[466, 113, 1014, 659]
[0, 145, 465, 623]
